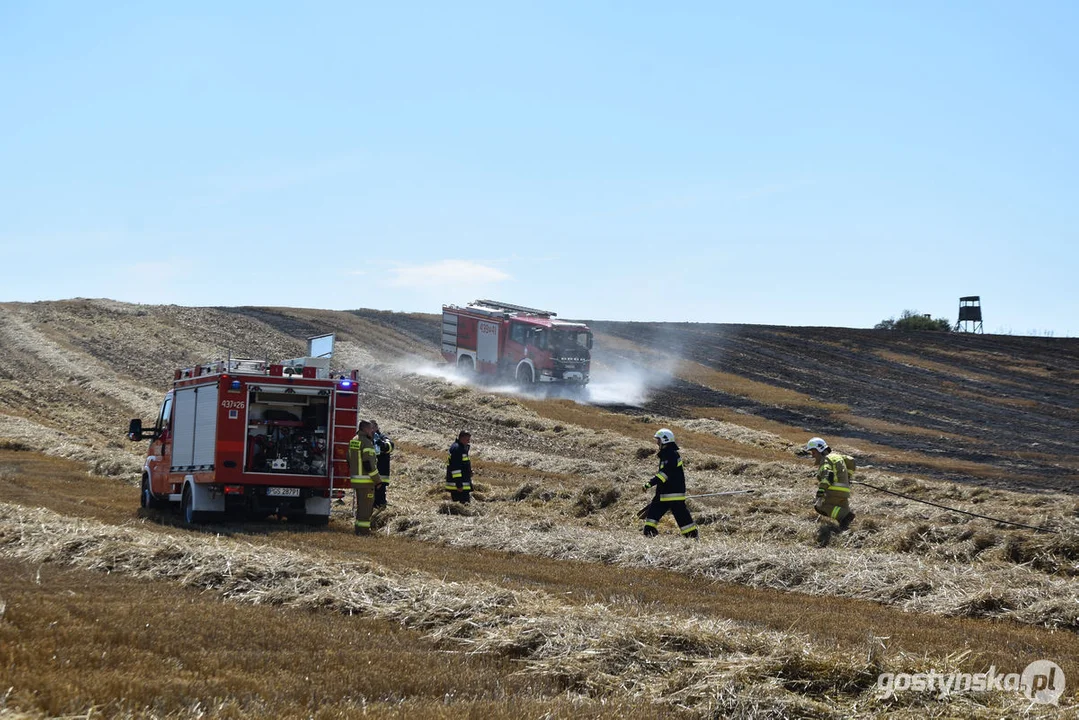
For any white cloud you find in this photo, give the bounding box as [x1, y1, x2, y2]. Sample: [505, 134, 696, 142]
[387, 260, 511, 288]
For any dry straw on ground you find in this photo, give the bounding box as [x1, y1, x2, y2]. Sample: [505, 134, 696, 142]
[0, 502, 1063, 718]
[3, 300, 1079, 717]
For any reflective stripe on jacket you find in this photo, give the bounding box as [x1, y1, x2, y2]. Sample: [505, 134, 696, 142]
[348, 434, 380, 481]
[374, 433, 394, 478]
[645, 443, 687, 502]
[816, 452, 853, 505]
[445, 441, 472, 489]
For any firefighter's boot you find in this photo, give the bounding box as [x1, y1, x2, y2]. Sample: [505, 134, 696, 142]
[642, 525, 659, 538]
[839, 511, 856, 531]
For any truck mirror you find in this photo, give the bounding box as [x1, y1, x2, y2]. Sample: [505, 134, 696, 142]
[127, 418, 143, 441]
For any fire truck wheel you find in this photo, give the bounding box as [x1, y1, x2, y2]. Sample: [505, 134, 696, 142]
[457, 355, 475, 373]
[181, 485, 205, 525]
[140, 475, 164, 510]
[516, 364, 534, 386]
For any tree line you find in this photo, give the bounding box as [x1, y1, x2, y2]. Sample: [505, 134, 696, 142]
[874, 310, 952, 332]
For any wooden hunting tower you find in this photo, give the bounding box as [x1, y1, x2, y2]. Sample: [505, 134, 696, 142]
[954, 296, 983, 333]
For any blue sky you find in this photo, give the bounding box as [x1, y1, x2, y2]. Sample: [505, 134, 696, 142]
[2, 1, 1076, 335]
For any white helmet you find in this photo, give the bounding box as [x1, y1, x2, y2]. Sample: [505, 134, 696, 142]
[806, 437, 829, 454]
[654, 428, 675, 445]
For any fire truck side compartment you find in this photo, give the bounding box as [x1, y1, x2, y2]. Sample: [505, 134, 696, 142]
[476, 319, 500, 366]
[170, 384, 219, 471]
[193, 384, 219, 467]
[442, 312, 458, 355]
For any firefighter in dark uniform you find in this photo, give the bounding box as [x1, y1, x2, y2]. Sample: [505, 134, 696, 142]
[445, 430, 472, 503]
[348, 420, 381, 535]
[641, 428, 699, 539]
[372, 421, 394, 508]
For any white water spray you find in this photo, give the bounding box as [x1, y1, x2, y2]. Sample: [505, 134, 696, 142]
[397, 357, 673, 408]
[581, 368, 653, 406]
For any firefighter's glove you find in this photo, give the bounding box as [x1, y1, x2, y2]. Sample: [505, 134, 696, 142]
[642, 482, 652, 492]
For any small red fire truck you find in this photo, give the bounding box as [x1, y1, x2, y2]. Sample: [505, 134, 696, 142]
[127, 337, 358, 525]
[441, 300, 593, 387]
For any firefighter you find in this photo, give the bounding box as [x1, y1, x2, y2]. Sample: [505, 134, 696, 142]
[641, 429, 699, 539]
[445, 430, 472, 503]
[348, 420, 382, 535]
[372, 421, 394, 508]
[805, 437, 856, 530]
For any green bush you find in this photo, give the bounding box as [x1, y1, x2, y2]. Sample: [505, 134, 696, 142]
[874, 310, 952, 332]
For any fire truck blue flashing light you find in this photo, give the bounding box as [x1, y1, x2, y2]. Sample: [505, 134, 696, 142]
[339, 379, 353, 389]
[230, 380, 242, 391]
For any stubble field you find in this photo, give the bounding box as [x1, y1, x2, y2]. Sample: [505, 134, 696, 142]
[1, 299, 1078, 718]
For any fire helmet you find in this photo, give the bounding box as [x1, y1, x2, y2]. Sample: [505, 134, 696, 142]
[805, 437, 829, 454]
[654, 428, 675, 445]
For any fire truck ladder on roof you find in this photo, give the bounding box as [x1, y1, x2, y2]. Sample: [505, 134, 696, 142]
[177, 358, 268, 380]
[474, 299, 557, 317]
[226, 358, 269, 374]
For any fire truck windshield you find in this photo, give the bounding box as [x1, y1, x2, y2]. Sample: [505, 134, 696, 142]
[551, 329, 592, 351]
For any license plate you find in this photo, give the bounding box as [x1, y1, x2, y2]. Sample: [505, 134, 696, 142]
[266, 486, 301, 497]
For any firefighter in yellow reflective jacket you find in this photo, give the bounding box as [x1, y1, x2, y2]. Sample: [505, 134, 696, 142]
[805, 437, 856, 530]
[445, 430, 472, 503]
[641, 429, 699, 539]
[348, 420, 382, 535]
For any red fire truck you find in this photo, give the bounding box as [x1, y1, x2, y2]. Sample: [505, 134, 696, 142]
[127, 336, 358, 525]
[441, 300, 593, 387]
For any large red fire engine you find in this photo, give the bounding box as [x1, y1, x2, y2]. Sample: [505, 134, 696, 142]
[441, 300, 593, 386]
[127, 335, 358, 525]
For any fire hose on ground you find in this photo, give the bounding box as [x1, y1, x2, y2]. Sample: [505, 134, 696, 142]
[636, 483, 1060, 534]
[852, 479, 1060, 534]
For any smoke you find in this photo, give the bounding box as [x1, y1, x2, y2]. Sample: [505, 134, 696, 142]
[581, 354, 676, 407]
[580, 373, 650, 406]
[394, 353, 678, 409]
[395, 358, 531, 398]
[404, 359, 468, 385]
[579, 324, 687, 407]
